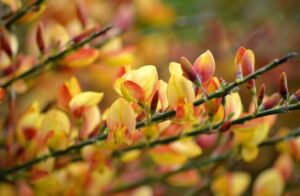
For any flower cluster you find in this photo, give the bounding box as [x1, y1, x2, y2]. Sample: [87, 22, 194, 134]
[0, 0, 300, 195]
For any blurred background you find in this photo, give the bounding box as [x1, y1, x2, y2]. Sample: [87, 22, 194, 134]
[1, 0, 300, 194]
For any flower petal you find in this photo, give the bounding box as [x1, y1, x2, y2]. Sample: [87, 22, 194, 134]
[69, 92, 104, 117]
[193, 50, 215, 83]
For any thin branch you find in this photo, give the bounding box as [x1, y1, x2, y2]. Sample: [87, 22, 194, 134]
[4, 0, 47, 29]
[1, 25, 113, 88]
[107, 126, 300, 193]
[0, 53, 296, 179]
[107, 154, 228, 194]
[259, 127, 300, 147]
[137, 52, 298, 128]
[113, 103, 300, 157]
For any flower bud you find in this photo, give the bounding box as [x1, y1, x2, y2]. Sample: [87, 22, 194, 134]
[150, 90, 159, 114]
[180, 56, 201, 86]
[288, 88, 300, 104]
[279, 72, 289, 101]
[258, 93, 280, 111]
[72, 25, 100, 44]
[36, 23, 46, 54]
[234, 47, 246, 81]
[0, 32, 13, 58]
[219, 121, 232, 132]
[76, 0, 88, 28]
[257, 84, 265, 107]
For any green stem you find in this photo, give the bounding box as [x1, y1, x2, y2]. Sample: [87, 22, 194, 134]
[4, 0, 48, 29]
[113, 103, 300, 157]
[1, 25, 113, 88]
[0, 53, 297, 179]
[107, 154, 228, 194]
[107, 126, 300, 193]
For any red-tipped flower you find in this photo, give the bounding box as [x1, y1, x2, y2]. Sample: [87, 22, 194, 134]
[235, 47, 256, 94]
[279, 72, 289, 101]
[234, 47, 247, 81]
[258, 93, 280, 111]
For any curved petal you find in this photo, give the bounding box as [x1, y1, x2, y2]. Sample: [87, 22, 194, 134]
[69, 92, 104, 117]
[193, 50, 215, 83]
[167, 74, 195, 109]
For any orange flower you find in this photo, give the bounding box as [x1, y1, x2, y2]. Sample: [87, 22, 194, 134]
[62, 47, 99, 68]
[40, 109, 71, 150]
[235, 47, 256, 93]
[106, 98, 136, 145]
[149, 138, 201, 166]
[232, 115, 275, 162]
[193, 50, 215, 83]
[203, 77, 222, 117]
[57, 77, 103, 139]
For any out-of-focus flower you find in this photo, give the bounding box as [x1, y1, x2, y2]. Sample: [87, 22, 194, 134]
[16, 102, 44, 147]
[166, 169, 201, 187]
[253, 168, 284, 196]
[40, 109, 70, 150]
[106, 98, 136, 145]
[100, 38, 136, 67]
[274, 153, 293, 182]
[276, 128, 300, 160]
[15, 2, 47, 24]
[0, 29, 18, 58]
[57, 77, 103, 139]
[232, 114, 276, 162]
[134, 0, 175, 26]
[196, 134, 218, 149]
[211, 171, 250, 196]
[61, 47, 99, 68]
[150, 138, 201, 166]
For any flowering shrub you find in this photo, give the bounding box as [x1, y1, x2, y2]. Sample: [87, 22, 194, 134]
[0, 0, 300, 195]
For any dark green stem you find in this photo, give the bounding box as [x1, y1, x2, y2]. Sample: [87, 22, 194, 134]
[113, 103, 300, 156]
[107, 154, 228, 194]
[108, 126, 300, 193]
[4, 0, 47, 29]
[1, 25, 113, 88]
[0, 53, 297, 179]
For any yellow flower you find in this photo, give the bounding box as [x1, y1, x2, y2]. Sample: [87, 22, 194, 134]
[212, 172, 250, 196]
[106, 98, 136, 145]
[114, 65, 158, 103]
[253, 169, 284, 196]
